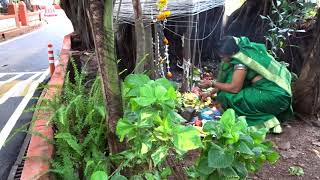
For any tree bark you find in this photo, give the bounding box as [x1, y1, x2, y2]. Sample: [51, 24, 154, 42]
[61, 0, 93, 49]
[293, 9, 320, 116]
[88, 0, 123, 154]
[132, 0, 146, 73]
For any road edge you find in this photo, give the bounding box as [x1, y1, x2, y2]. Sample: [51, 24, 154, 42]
[20, 33, 71, 180]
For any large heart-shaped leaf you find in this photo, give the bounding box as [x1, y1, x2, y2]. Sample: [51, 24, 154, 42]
[208, 143, 234, 168]
[140, 84, 154, 98]
[124, 74, 150, 88]
[155, 78, 175, 90]
[220, 109, 236, 130]
[173, 126, 203, 153]
[155, 85, 167, 100]
[133, 97, 156, 106]
[116, 118, 135, 142]
[196, 156, 215, 176]
[90, 171, 108, 180]
[218, 167, 239, 179]
[234, 141, 254, 155]
[110, 173, 128, 180]
[232, 161, 248, 179]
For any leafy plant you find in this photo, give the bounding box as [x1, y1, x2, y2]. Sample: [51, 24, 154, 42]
[47, 60, 109, 179]
[189, 109, 279, 179]
[112, 74, 203, 178]
[261, 0, 317, 58]
[289, 166, 304, 176]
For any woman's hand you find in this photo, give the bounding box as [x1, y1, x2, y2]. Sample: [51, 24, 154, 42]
[200, 92, 211, 101]
[198, 80, 212, 89]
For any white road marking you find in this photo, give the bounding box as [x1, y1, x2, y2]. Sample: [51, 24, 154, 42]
[0, 74, 24, 87]
[0, 27, 44, 46]
[0, 69, 49, 150]
[0, 72, 41, 104]
[0, 72, 44, 75]
[0, 74, 6, 79]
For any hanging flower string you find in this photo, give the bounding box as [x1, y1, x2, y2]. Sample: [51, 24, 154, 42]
[156, 0, 172, 78]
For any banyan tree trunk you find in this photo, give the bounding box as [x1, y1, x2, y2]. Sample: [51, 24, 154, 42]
[224, 0, 271, 43]
[292, 9, 320, 116]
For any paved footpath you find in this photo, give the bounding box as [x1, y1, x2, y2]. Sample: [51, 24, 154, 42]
[0, 10, 73, 179]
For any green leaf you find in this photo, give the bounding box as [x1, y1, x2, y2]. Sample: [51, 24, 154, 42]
[154, 85, 167, 100]
[151, 146, 169, 166]
[140, 84, 154, 98]
[56, 107, 67, 126]
[110, 174, 128, 180]
[155, 78, 175, 90]
[133, 97, 156, 106]
[160, 167, 172, 178]
[239, 133, 254, 145]
[203, 121, 223, 137]
[235, 141, 254, 155]
[168, 111, 186, 123]
[116, 118, 135, 142]
[138, 110, 154, 128]
[250, 128, 268, 144]
[196, 156, 215, 176]
[232, 161, 248, 179]
[144, 173, 155, 180]
[124, 74, 150, 88]
[125, 87, 140, 98]
[288, 166, 304, 176]
[220, 109, 236, 130]
[173, 126, 203, 153]
[224, 131, 240, 145]
[165, 87, 177, 100]
[140, 137, 152, 155]
[55, 133, 82, 155]
[94, 105, 106, 118]
[84, 160, 94, 177]
[266, 151, 280, 164]
[208, 143, 234, 168]
[234, 116, 248, 132]
[90, 171, 108, 180]
[219, 167, 239, 179]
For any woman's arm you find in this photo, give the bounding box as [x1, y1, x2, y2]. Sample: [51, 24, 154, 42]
[214, 69, 246, 93]
[199, 69, 247, 93]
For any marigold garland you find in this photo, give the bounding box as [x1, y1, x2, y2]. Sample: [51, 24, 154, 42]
[157, 0, 168, 10]
[156, 10, 171, 21]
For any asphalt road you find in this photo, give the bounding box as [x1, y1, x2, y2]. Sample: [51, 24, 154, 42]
[0, 10, 73, 179]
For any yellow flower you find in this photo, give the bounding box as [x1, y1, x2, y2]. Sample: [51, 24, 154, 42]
[156, 10, 171, 21]
[157, 0, 168, 10]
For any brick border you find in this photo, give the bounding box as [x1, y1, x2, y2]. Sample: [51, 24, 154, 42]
[20, 34, 72, 180]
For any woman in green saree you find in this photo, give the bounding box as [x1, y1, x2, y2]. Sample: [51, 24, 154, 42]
[199, 36, 293, 133]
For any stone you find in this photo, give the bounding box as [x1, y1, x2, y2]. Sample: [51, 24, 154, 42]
[278, 141, 291, 151]
[281, 150, 300, 159]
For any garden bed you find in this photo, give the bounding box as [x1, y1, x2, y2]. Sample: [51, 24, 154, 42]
[18, 34, 320, 180]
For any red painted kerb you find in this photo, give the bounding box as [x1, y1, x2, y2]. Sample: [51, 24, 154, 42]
[21, 34, 72, 180]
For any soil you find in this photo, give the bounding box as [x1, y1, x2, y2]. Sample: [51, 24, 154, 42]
[253, 117, 320, 180]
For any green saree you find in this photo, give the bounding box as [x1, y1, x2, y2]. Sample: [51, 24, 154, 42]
[217, 37, 293, 133]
